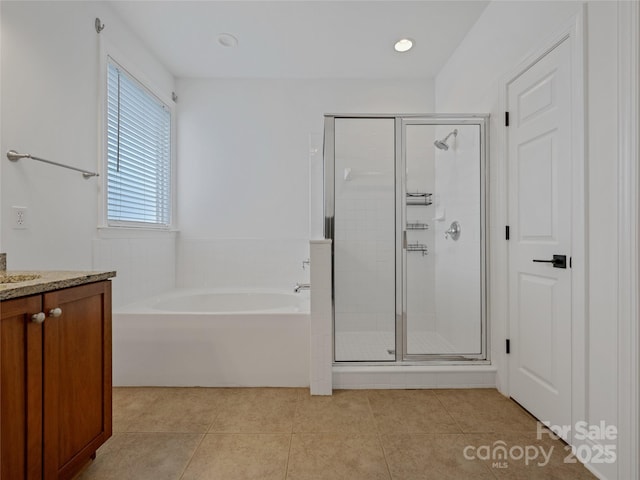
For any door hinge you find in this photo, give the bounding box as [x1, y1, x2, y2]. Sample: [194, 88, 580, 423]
[505, 111, 510, 127]
[505, 225, 510, 240]
[506, 339, 511, 354]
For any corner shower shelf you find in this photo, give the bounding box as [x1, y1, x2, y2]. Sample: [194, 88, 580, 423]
[406, 192, 433, 206]
[407, 243, 428, 256]
[406, 222, 429, 230]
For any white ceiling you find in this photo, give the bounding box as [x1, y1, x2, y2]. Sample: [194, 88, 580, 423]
[109, 1, 489, 79]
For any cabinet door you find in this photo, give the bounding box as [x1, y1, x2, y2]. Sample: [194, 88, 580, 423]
[0, 295, 43, 480]
[42, 282, 112, 480]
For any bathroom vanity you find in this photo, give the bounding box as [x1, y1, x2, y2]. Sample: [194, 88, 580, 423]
[0, 267, 116, 480]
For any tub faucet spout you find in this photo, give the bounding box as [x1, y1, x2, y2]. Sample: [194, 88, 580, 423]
[294, 283, 310, 293]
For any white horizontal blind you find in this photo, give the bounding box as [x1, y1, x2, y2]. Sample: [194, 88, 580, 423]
[107, 59, 171, 226]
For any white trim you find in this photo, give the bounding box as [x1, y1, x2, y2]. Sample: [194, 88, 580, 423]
[0, 5, 3, 253]
[500, 6, 587, 448]
[96, 34, 177, 231]
[493, 10, 588, 399]
[617, 2, 640, 479]
[332, 365, 497, 390]
[568, 7, 588, 455]
[96, 227, 178, 240]
[492, 78, 509, 395]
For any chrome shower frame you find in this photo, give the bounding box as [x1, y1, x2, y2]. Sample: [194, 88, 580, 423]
[324, 114, 490, 365]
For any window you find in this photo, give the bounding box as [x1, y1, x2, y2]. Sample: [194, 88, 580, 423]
[106, 58, 172, 227]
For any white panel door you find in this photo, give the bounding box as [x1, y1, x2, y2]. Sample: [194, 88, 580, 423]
[508, 38, 573, 434]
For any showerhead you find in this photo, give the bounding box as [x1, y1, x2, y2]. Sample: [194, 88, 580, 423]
[434, 129, 458, 150]
[434, 139, 450, 151]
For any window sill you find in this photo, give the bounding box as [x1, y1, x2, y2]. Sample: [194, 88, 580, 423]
[97, 226, 179, 239]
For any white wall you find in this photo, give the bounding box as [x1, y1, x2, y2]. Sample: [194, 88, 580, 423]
[435, 1, 583, 113]
[176, 78, 434, 290]
[1, 1, 176, 307]
[435, 1, 619, 478]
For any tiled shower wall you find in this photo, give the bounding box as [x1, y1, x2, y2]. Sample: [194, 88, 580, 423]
[434, 124, 482, 353]
[333, 118, 396, 336]
[405, 125, 437, 343]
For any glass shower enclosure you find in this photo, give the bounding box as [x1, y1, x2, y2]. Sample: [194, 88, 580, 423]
[324, 115, 488, 363]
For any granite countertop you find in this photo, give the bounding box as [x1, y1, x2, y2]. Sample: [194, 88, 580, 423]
[0, 270, 116, 301]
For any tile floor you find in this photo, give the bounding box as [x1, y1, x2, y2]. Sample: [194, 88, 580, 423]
[78, 388, 597, 480]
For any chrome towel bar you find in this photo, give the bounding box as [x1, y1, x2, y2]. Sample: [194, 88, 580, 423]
[7, 150, 99, 178]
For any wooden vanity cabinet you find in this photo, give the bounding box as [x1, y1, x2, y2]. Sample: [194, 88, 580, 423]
[0, 294, 43, 480]
[1, 281, 112, 480]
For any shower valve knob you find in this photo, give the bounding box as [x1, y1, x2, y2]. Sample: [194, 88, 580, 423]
[445, 221, 461, 241]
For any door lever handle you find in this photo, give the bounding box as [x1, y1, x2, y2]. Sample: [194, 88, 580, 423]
[533, 254, 567, 269]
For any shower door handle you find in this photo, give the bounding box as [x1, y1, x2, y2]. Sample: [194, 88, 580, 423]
[532, 254, 567, 269]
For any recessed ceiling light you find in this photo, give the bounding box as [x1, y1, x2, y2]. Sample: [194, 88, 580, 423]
[394, 38, 414, 53]
[218, 33, 238, 48]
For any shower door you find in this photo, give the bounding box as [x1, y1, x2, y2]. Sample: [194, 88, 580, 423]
[326, 115, 487, 363]
[401, 118, 487, 361]
[330, 117, 397, 361]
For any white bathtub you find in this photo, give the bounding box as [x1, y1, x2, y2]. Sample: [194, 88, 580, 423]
[112, 289, 310, 387]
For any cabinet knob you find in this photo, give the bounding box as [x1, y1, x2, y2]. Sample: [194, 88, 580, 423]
[31, 312, 46, 324]
[49, 307, 62, 318]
